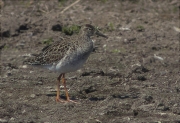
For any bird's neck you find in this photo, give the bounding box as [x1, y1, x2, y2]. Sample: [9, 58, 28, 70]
[80, 33, 91, 43]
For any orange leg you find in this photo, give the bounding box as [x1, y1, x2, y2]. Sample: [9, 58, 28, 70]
[56, 74, 65, 102]
[62, 74, 77, 103]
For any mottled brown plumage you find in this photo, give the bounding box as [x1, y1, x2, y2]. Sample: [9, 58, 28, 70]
[24, 24, 108, 102]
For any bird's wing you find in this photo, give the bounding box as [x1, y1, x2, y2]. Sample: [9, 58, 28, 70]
[25, 40, 72, 65]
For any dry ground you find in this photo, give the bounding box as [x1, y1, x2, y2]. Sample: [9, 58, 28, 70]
[0, 0, 180, 122]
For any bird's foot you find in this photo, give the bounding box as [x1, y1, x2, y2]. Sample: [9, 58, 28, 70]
[56, 97, 66, 103]
[56, 97, 78, 103]
[66, 99, 78, 103]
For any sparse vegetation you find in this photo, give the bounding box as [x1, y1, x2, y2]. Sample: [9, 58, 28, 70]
[42, 37, 53, 45]
[3, 45, 8, 49]
[173, 6, 178, 13]
[112, 49, 120, 53]
[62, 25, 81, 35]
[108, 22, 115, 31]
[58, 0, 67, 7]
[136, 25, 145, 31]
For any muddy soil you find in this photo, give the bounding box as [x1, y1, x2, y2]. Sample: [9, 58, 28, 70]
[0, 0, 180, 122]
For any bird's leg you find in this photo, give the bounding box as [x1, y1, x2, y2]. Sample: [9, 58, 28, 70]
[56, 74, 65, 102]
[62, 73, 77, 103]
[62, 74, 70, 101]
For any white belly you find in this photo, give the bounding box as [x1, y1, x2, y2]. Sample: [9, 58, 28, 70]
[56, 58, 86, 73]
[54, 51, 91, 73]
[47, 42, 93, 73]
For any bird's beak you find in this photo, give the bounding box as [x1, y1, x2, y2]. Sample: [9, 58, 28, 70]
[95, 31, 108, 39]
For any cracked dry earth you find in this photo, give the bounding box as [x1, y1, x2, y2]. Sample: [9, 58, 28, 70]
[0, 0, 180, 123]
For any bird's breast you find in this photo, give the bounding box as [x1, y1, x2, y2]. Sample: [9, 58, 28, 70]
[55, 42, 93, 73]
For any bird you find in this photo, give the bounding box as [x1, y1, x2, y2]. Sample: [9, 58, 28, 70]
[24, 24, 108, 103]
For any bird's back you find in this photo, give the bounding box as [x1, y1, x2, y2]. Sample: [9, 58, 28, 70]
[24, 39, 71, 66]
[24, 35, 93, 73]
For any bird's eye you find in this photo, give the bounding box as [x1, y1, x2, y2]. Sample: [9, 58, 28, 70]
[88, 28, 92, 31]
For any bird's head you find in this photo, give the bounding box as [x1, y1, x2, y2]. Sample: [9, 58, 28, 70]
[82, 24, 108, 38]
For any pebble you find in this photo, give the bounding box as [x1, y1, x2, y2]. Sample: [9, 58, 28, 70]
[6, 70, 12, 76]
[9, 117, 15, 121]
[16, 43, 25, 48]
[0, 119, 8, 123]
[37, 81, 43, 85]
[19, 65, 27, 69]
[21, 80, 28, 83]
[30, 94, 36, 98]
[30, 71, 34, 73]
[68, 76, 77, 80]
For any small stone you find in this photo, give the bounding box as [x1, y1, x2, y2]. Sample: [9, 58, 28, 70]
[157, 105, 169, 111]
[103, 44, 107, 48]
[30, 94, 36, 98]
[22, 65, 27, 68]
[6, 71, 12, 76]
[21, 80, 28, 83]
[0, 118, 8, 123]
[16, 43, 25, 48]
[9, 117, 15, 121]
[68, 76, 77, 80]
[143, 95, 153, 102]
[124, 39, 127, 43]
[36, 81, 43, 85]
[22, 109, 26, 114]
[30, 71, 34, 73]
